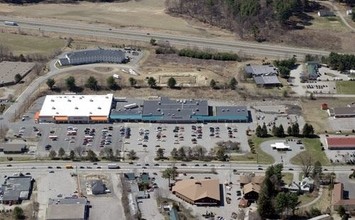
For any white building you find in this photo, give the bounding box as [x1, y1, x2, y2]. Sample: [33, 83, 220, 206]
[37, 94, 113, 123]
[271, 142, 290, 151]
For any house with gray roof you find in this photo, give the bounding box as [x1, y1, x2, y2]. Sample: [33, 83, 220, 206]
[58, 48, 127, 66]
[90, 180, 106, 195]
[245, 64, 278, 77]
[244, 64, 281, 87]
[1, 175, 33, 204]
[253, 75, 281, 87]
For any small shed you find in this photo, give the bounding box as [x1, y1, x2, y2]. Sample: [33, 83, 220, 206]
[1, 144, 27, 154]
[321, 103, 328, 110]
[318, 10, 335, 17]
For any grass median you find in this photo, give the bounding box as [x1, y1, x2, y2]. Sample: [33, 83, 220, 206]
[231, 136, 275, 164]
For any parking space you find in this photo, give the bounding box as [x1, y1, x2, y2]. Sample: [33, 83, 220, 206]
[122, 122, 251, 162]
[36, 170, 78, 219]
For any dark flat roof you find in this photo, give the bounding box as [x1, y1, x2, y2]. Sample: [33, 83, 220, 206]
[142, 97, 208, 120]
[2, 176, 32, 201]
[253, 75, 281, 85]
[245, 64, 277, 76]
[1, 144, 26, 153]
[333, 107, 355, 116]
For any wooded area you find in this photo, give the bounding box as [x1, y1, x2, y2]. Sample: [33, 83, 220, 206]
[165, 0, 318, 40]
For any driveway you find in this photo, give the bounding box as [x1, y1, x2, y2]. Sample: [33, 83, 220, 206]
[260, 139, 305, 165]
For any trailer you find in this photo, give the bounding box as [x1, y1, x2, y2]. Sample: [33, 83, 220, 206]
[124, 103, 138, 109]
[4, 21, 18, 26]
[108, 164, 120, 169]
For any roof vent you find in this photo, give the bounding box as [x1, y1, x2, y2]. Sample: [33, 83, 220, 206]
[177, 108, 180, 112]
[222, 109, 225, 112]
[196, 102, 199, 105]
[75, 107, 78, 110]
[68, 99, 71, 102]
[157, 108, 161, 112]
[90, 99, 93, 102]
[98, 107, 101, 109]
[158, 102, 161, 105]
[196, 108, 199, 112]
[89, 112, 92, 114]
[52, 107, 56, 110]
[56, 112, 59, 114]
[195, 181, 202, 185]
[72, 96, 75, 98]
[51, 99, 54, 102]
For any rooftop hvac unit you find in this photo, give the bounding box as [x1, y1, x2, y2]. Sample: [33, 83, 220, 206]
[98, 107, 102, 109]
[75, 107, 78, 110]
[51, 99, 54, 102]
[52, 107, 56, 110]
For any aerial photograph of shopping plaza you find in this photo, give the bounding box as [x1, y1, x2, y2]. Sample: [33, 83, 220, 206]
[0, 0, 355, 220]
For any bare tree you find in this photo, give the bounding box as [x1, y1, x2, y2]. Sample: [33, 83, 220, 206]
[74, 146, 85, 158]
[297, 154, 314, 177]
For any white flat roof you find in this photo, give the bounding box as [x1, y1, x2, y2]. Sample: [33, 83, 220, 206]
[271, 142, 290, 149]
[39, 94, 113, 117]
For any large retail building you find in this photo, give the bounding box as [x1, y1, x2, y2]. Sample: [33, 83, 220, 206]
[36, 95, 251, 124]
[37, 94, 113, 123]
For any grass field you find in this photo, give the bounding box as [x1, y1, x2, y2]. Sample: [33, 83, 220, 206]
[0, 32, 65, 55]
[308, 13, 347, 32]
[231, 136, 275, 164]
[282, 172, 294, 185]
[297, 188, 331, 214]
[290, 138, 330, 166]
[336, 81, 355, 94]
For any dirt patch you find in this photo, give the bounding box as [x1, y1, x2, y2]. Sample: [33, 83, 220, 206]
[93, 67, 114, 72]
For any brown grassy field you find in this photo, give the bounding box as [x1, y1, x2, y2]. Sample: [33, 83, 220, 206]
[0, 0, 233, 38]
[0, 0, 353, 52]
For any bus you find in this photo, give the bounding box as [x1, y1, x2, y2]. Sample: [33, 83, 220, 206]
[108, 164, 120, 169]
[65, 164, 74, 169]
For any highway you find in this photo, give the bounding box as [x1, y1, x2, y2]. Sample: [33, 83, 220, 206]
[0, 16, 332, 58]
[0, 161, 350, 174]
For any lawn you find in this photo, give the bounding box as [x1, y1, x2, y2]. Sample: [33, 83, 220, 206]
[282, 172, 294, 185]
[231, 136, 275, 164]
[290, 138, 330, 166]
[0, 32, 65, 55]
[298, 192, 318, 206]
[297, 187, 332, 214]
[336, 81, 355, 94]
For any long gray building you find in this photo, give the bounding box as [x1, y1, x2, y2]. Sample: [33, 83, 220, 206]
[58, 49, 127, 66]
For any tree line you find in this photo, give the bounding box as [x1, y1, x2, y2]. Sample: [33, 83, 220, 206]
[159, 141, 240, 162]
[48, 146, 138, 161]
[273, 56, 297, 79]
[327, 52, 355, 72]
[255, 122, 314, 138]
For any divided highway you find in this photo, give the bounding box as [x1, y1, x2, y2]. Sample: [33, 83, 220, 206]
[0, 16, 331, 58]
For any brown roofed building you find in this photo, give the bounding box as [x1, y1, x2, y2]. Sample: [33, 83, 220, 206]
[239, 174, 264, 187]
[243, 183, 261, 201]
[326, 137, 355, 150]
[332, 183, 355, 211]
[172, 179, 221, 206]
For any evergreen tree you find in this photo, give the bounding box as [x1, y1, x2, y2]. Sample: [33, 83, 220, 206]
[272, 124, 278, 136]
[229, 77, 238, 90]
[171, 148, 179, 160]
[256, 125, 262, 137]
[261, 123, 268, 137]
[287, 126, 292, 136]
[147, 77, 157, 88]
[292, 122, 300, 137]
[46, 78, 56, 90]
[210, 79, 216, 89]
[277, 124, 285, 137]
[167, 77, 177, 88]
